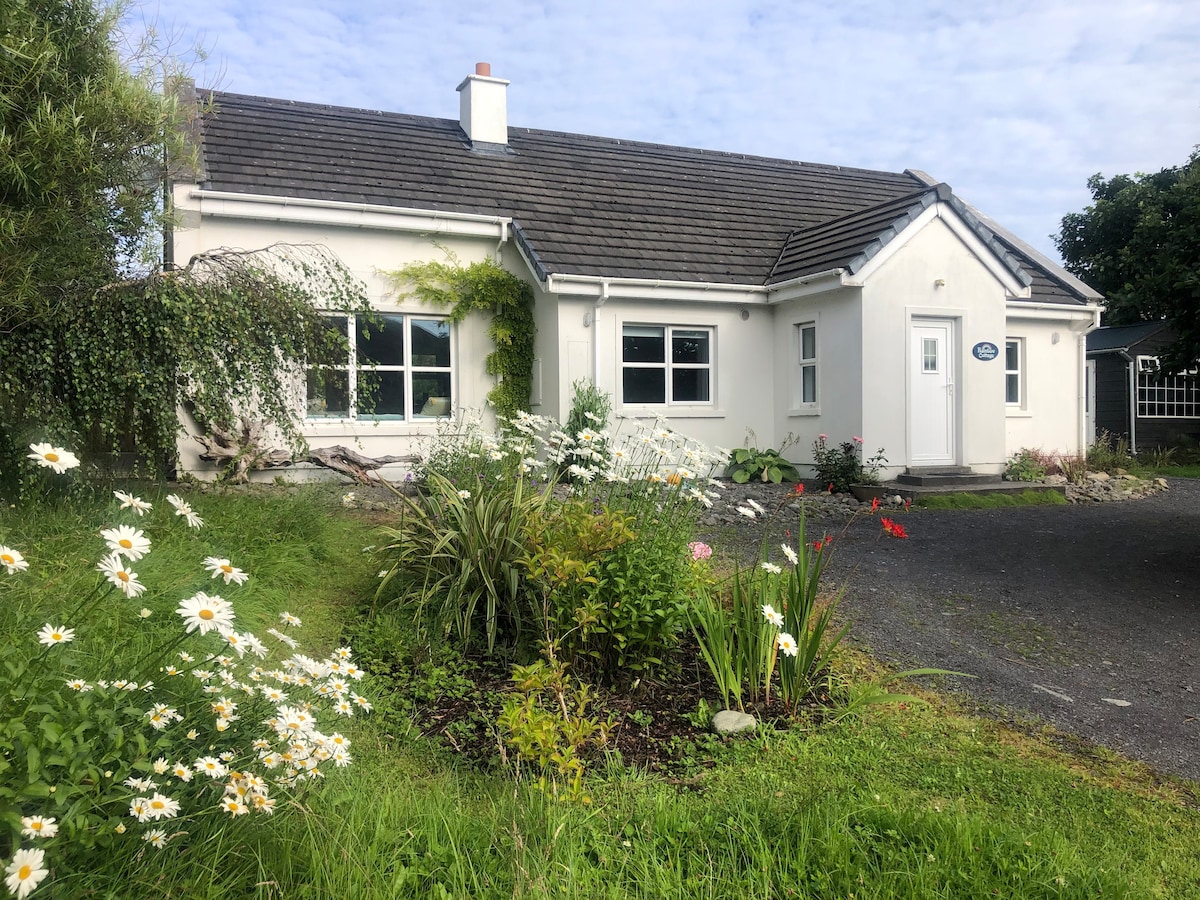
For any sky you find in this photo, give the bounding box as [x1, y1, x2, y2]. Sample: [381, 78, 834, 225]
[132, 0, 1199, 264]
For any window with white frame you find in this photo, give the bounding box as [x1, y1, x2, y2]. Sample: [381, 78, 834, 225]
[795, 322, 817, 406]
[306, 313, 452, 420]
[1136, 356, 1200, 418]
[1005, 339, 1022, 406]
[621, 325, 712, 405]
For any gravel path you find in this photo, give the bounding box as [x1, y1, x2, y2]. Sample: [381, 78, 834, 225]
[701, 480, 1200, 782]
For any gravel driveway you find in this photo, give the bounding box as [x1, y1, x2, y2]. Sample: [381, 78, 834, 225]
[803, 479, 1200, 782]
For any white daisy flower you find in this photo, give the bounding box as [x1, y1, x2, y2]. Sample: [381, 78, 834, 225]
[279, 612, 302, 628]
[143, 828, 168, 849]
[96, 553, 146, 598]
[129, 797, 154, 822]
[735, 506, 757, 519]
[114, 490, 152, 515]
[36, 624, 74, 647]
[100, 525, 151, 561]
[20, 816, 57, 839]
[5, 846, 49, 899]
[194, 756, 227, 779]
[781, 544, 799, 566]
[176, 592, 235, 635]
[0, 545, 29, 575]
[147, 793, 181, 820]
[202, 557, 249, 585]
[761, 604, 784, 628]
[65, 678, 92, 692]
[165, 494, 203, 528]
[777, 632, 799, 657]
[760, 562, 782, 575]
[27, 442, 79, 474]
[746, 498, 766, 515]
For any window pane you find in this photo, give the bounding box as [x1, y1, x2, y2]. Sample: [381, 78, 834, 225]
[672, 330, 709, 364]
[623, 367, 665, 403]
[673, 368, 710, 402]
[801, 326, 816, 361]
[1006, 373, 1019, 404]
[802, 365, 816, 404]
[357, 370, 406, 418]
[413, 372, 452, 417]
[306, 370, 349, 418]
[1006, 341, 1019, 370]
[623, 326, 665, 363]
[358, 314, 405, 366]
[411, 318, 451, 367]
[923, 338, 938, 372]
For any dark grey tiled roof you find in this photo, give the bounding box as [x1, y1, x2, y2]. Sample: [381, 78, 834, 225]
[1087, 322, 1170, 353]
[195, 90, 1093, 303]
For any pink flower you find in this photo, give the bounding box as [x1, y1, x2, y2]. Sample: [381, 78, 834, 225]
[818, 434, 827, 441]
[852, 436, 864, 444]
[688, 541, 712, 561]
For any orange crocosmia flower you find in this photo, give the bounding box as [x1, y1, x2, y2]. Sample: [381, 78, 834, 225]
[880, 517, 895, 534]
[889, 522, 908, 539]
[870, 497, 880, 512]
[813, 540, 823, 551]
[794, 483, 805, 495]
[827, 483, 834, 494]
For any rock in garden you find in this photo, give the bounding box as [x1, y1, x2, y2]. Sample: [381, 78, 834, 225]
[711, 709, 758, 735]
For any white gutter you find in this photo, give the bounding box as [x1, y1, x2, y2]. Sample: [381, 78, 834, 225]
[763, 268, 847, 302]
[187, 189, 512, 240]
[545, 272, 766, 304]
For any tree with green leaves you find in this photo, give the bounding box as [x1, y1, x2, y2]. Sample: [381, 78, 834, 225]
[0, 1, 369, 482]
[1055, 150, 1200, 373]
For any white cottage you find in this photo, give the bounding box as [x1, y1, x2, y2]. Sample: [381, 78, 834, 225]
[171, 64, 1102, 480]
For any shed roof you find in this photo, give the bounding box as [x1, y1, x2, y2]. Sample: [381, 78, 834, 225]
[194, 90, 1094, 305]
[1087, 322, 1171, 353]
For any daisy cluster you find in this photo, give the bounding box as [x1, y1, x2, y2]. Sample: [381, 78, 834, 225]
[2, 444, 370, 893]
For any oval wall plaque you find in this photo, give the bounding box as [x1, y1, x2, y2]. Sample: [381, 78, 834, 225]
[972, 341, 999, 361]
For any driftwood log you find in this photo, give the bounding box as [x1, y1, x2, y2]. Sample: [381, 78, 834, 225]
[194, 419, 419, 484]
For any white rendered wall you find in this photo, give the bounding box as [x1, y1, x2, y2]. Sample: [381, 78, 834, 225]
[575, 297, 775, 455]
[773, 288, 864, 474]
[172, 186, 511, 479]
[860, 217, 1010, 476]
[1004, 314, 1089, 456]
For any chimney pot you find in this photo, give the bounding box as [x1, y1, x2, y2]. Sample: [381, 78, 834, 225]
[475, 62, 491, 76]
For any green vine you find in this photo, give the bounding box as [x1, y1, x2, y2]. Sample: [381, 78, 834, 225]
[386, 255, 535, 421]
[0, 243, 369, 484]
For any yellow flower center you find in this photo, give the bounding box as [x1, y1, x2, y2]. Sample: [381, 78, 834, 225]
[199, 609, 214, 620]
[30, 822, 42, 831]
[44, 452, 59, 463]
[117, 571, 130, 582]
[18, 865, 31, 880]
[220, 564, 233, 574]
[119, 538, 133, 549]
[1, 553, 13, 565]
[52, 633, 62, 640]
[151, 800, 164, 810]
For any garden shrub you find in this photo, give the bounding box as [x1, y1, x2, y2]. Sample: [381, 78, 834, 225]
[811, 435, 887, 492]
[1087, 430, 1135, 472]
[725, 433, 800, 484]
[1004, 448, 1048, 482]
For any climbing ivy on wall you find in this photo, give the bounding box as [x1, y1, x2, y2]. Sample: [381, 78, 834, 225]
[387, 256, 536, 421]
[0, 243, 369, 481]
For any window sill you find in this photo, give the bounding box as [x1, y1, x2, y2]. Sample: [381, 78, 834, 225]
[616, 407, 726, 419]
[304, 419, 448, 437]
[788, 407, 821, 417]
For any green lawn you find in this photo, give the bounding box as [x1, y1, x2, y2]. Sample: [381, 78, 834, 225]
[4, 486, 1198, 899]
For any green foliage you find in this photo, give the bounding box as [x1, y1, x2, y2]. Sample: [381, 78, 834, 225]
[0, 242, 370, 485]
[1086, 430, 1136, 473]
[688, 559, 774, 711]
[387, 255, 535, 420]
[496, 657, 610, 803]
[1004, 449, 1048, 482]
[725, 445, 800, 484]
[916, 490, 1068, 510]
[0, 455, 376, 894]
[0, 0, 177, 323]
[376, 472, 553, 655]
[1056, 150, 1200, 373]
[812, 435, 888, 492]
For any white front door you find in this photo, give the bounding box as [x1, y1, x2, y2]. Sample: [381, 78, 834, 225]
[910, 319, 955, 465]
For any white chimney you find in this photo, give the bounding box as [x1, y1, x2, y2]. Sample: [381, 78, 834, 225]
[457, 62, 509, 146]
